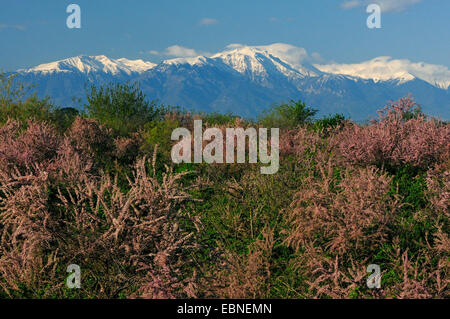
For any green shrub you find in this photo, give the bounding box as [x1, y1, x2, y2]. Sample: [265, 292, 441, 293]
[200, 111, 239, 126]
[0, 73, 54, 126]
[140, 119, 180, 163]
[51, 107, 79, 132]
[84, 82, 163, 136]
[312, 113, 346, 134]
[389, 164, 427, 213]
[258, 99, 317, 129]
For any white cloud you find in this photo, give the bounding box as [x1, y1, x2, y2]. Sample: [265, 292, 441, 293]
[149, 45, 212, 58]
[257, 43, 309, 67]
[341, 0, 422, 12]
[225, 43, 245, 50]
[375, 0, 422, 12]
[165, 45, 199, 57]
[199, 18, 218, 26]
[315, 56, 450, 89]
[0, 24, 26, 31]
[341, 0, 362, 9]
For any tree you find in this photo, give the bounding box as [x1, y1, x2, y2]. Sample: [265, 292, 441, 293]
[258, 99, 318, 129]
[0, 72, 53, 125]
[84, 82, 162, 136]
[51, 107, 79, 132]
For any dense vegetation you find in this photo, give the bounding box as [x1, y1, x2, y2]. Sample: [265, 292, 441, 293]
[0, 73, 448, 299]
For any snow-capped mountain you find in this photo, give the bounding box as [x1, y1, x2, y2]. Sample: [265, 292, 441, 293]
[11, 46, 450, 121]
[18, 55, 156, 76]
[211, 46, 319, 82]
[14, 55, 157, 107]
[315, 56, 450, 90]
[158, 46, 318, 82]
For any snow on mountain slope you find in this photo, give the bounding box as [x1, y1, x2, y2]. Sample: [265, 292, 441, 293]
[19, 55, 156, 75]
[315, 56, 450, 89]
[162, 56, 211, 67]
[157, 46, 319, 86]
[211, 46, 318, 81]
[114, 58, 156, 73]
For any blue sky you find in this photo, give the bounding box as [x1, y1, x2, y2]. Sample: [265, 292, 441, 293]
[0, 0, 449, 71]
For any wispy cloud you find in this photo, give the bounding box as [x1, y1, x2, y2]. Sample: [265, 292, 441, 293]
[148, 45, 211, 58]
[199, 18, 219, 26]
[0, 24, 26, 31]
[164, 45, 199, 57]
[341, 0, 362, 9]
[341, 0, 422, 12]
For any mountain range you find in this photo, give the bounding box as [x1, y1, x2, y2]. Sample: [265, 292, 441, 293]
[11, 45, 450, 121]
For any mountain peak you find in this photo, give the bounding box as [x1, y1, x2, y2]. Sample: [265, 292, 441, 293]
[19, 55, 156, 75]
[216, 45, 269, 57]
[211, 45, 318, 80]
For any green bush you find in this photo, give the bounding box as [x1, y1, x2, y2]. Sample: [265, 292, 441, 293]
[200, 111, 239, 126]
[51, 107, 79, 132]
[312, 113, 346, 134]
[0, 73, 54, 126]
[84, 82, 163, 136]
[258, 99, 317, 129]
[140, 119, 180, 163]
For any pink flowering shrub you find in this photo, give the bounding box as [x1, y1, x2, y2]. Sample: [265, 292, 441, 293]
[279, 127, 323, 159]
[0, 117, 199, 298]
[211, 226, 274, 299]
[114, 132, 143, 164]
[0, 154, 199, 298]
[65, 116, 115, 164]
[330, 96, 450, 169]
[0, 168, 60, 296]
[286, 164, 400, 257]
[426, 161, 450, 218]
[284, 157, 449, 298]
[0, 119, 60, 173]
